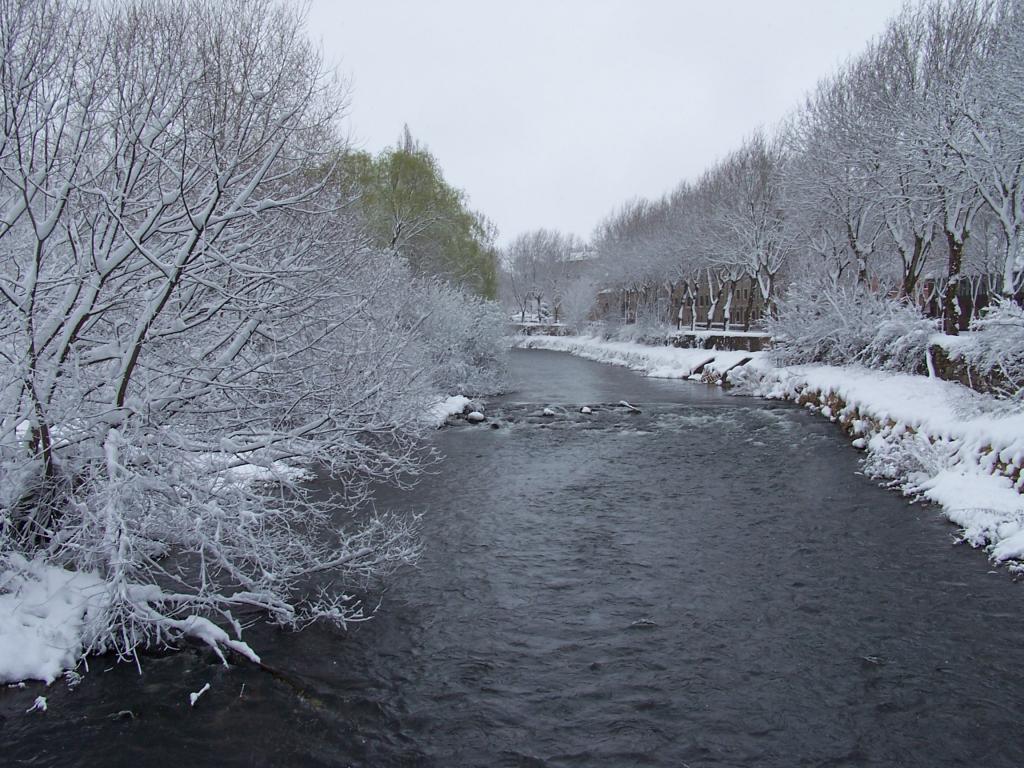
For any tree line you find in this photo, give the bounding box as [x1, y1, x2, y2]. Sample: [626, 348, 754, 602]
[503, 0, 1024, 335]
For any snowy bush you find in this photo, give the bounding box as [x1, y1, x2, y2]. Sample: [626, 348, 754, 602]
[959, 299, 1024, 402]
[558, 276, 600, 331]
[402, 277, 510, 396]
[0, 0, 451, 670]
[605, 323, 650, 343]
[860, 430, 951, 487]
[595, 323, 653, 345]
[769, 282, 938, 372]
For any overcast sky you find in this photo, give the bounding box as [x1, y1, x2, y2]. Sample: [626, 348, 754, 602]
[307, 0, 907, 246]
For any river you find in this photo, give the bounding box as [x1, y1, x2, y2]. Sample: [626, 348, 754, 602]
[4, 348, 1024, 766]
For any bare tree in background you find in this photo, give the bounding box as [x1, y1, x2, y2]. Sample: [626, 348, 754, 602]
[502, 229, 581, 324]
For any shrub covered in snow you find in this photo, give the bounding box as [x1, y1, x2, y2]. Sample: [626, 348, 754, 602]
[0, 0, 501, 681]
[405, 277, 510, 396]
[769, 283, 938, 373]
[959, 299, 1024, 402]
[594, 319, 674, 347]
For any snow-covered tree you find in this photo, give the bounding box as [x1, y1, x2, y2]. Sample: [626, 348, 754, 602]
[502, 228, 582, 323]
[950, 0, 1024, 299]
[0, 0, 505, 664]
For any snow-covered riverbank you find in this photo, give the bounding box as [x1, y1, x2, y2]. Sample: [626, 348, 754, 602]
[0, 393, 477, 688]
[518, 334, 759, 381]
[0, 393, 479, 687]
[518, 334, 1024, 572]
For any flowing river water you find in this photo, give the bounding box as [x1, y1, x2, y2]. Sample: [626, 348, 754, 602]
[4, 348, 1024, 766]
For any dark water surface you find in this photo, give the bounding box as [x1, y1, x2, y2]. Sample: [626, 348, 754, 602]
[5, 349, 1024, 767]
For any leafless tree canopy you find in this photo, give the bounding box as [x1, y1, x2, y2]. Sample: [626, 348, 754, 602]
[506, 0, 1024, 338]
[0, 0, 507, 662]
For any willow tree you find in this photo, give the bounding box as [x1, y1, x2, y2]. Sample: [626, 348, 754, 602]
[344, 127, 499, 299]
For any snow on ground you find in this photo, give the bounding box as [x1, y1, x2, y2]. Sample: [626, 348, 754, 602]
[518, 334, 761, 381]
[426, 395, 471, 427]
[0, 554, 106, 685]
[518, 333, 1024, 570]
[216, 459, 314, 485]
[929, 330, 978, 356]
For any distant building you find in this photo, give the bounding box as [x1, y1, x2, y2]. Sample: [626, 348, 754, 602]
[595, 274, 767, 331]
[565, 245, 598, 263]
[676, 275, 766, 330]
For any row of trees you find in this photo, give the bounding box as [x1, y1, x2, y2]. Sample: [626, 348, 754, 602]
[504, 0, 1024, 335]
[0, 0, 505, 663]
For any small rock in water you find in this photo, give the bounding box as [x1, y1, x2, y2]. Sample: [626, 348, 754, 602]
[466, 411, 486, 423]
[580, 406, 593, 414]
[628, 618, 658, 629]
[618, 400, 641, 414]
[542, 407, 556, 417]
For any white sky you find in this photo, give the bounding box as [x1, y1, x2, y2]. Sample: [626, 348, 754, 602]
[307, 0, 907, 246]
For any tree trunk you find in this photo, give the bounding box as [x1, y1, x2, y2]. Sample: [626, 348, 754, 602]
[741, 287, 756, 332]
[942, 231, 965, 335]
[722, 282, 735, 331]
[901, 234, 927, 299]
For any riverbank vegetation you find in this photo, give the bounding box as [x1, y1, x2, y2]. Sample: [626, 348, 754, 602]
[502, 0, 1024, 387]
[343, 126, 500, 300]
[0, 0, 507, 682]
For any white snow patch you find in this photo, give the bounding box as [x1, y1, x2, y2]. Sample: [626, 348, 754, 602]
[26, 696, 47, 713]
[425, 395, 471, 427]
[0, 555, 106, 685]
[166, 615, 260, 666]
[218, 460, 314, 485]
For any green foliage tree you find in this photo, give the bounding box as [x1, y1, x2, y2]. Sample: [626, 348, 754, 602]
[344, 127, 498, 298]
